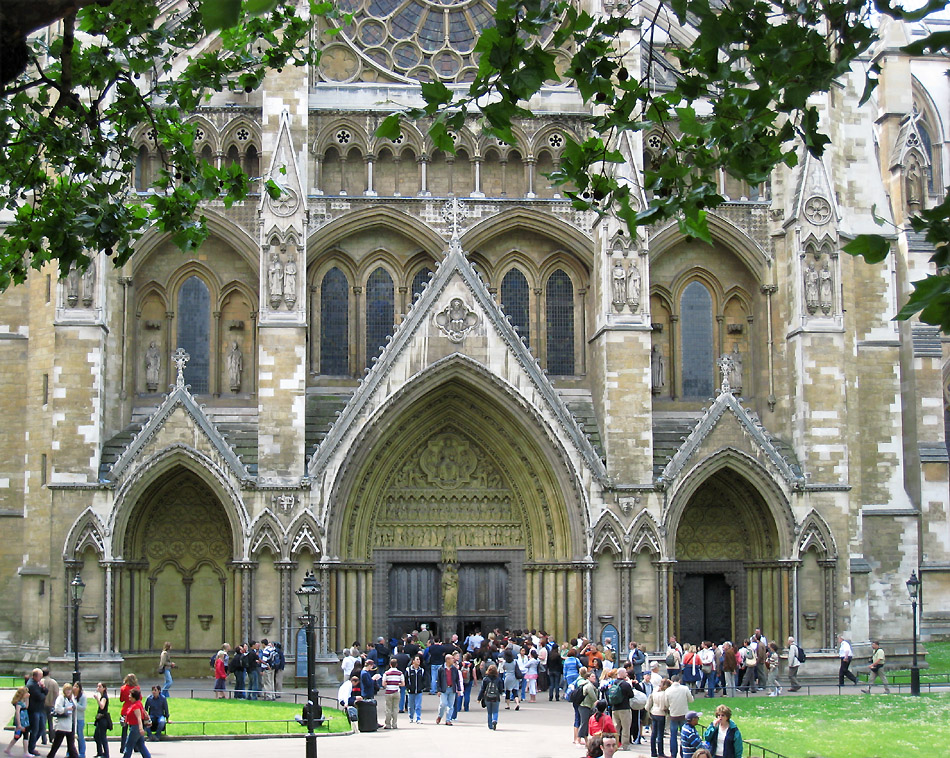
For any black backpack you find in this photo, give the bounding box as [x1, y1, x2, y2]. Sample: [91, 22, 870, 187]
[797, 646, 807, 663]
[570, 680, 587, 706]
[483, 678, 501, 702]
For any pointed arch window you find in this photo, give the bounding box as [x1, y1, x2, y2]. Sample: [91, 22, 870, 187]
[366, 267, 395, 367]
[680, 280, 714, 398]
[411, 267, 432, 301]
[546, 269, 574, 374]
[134, 145, 150, 192]
[177, 276, 211, 393]
[501, 268, 530, 347]
[320, 267, 349, 375]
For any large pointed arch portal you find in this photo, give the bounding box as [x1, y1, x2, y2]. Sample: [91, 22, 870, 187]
[327, 374, 586, 646]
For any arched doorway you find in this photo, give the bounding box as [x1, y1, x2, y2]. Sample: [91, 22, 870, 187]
[329, 376, 585, 646]
[671, 467, 787, 644]
[117, 468, 235, 667]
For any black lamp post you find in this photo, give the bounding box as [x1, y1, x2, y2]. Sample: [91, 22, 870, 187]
[906, 570, 921, 696]
[295, 571, 322, 758]
[70, 573, 85, 684]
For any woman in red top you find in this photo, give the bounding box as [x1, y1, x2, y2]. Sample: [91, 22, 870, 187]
[118, 674, 140, 753]
[121, 690, 150, 758]
[213, 652, 228, 698]
[588, 699, 616, 739]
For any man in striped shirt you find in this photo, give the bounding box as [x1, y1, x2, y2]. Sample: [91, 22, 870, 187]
[383, 658, 406, 729]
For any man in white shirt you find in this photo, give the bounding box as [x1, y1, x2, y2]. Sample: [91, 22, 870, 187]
[837, 635, 858, 686]
[787, 636, 802, 691]
[665, 676, 694, 758]
[341, 647, 359, 681]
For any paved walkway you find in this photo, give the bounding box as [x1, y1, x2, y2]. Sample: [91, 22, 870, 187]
[0, 687, 652, 758]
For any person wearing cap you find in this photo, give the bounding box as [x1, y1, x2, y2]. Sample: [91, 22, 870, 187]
[680, 711, 703, 758]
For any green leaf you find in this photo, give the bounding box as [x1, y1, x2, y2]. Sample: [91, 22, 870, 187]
[376, 114, 402, 141]
[199, 0, 242, 30]
[843, 235, 891, 264]
[246, 0, 281, 14]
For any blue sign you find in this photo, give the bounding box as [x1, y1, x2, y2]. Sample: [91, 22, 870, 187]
[296, 627, 308, 678]
[601, 624, 619, 652]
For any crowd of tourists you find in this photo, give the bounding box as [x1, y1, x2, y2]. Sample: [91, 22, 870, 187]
[4, 669, 169, 758]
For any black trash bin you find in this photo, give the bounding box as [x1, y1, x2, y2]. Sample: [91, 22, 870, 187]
[356, 699, 379, 732]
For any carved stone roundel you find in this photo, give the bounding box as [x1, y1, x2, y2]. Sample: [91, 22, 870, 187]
[803, 196, 832, 225]
[434, 297, 479, 343]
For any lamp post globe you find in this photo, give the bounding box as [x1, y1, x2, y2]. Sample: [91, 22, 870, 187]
[906, 571, 921, 696]
[70, 573, 85, 684]
[296, 571, 322, 758]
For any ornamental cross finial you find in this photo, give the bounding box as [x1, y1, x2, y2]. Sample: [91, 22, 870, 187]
[442, 198, 466, 254]
[173, 348, 190, 390]
[718, 353, 733, 395]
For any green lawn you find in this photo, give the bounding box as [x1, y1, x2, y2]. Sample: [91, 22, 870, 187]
[883, 639, 950, 684]
[704, 692, 950, 758]
[6, 697, 350, 737]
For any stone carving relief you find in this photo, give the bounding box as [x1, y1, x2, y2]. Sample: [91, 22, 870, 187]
[802, 240, 836, 317]
[719, 344, 742, 394]
[145, 341, 161, 392]
[268, 250, 283, 309]
[283, 254, 297, 308]
[804, 263, 819, 314]
[82, 264, 96, 307]
[434, 298, 479, 343]
[139, 486, 232, 566]
[442, 563, 459, 615]
[803, 196, 832, 226]
[626, 261, 641, 311]
[227, 341, 243, 392]
[419, 432, 478, 488]
[651, 345, 665, 394]
[66, 264, 80, 307]
[612, 261, 626, 310]
[818, 264, 833, 315]
[272, 493, 297, 513]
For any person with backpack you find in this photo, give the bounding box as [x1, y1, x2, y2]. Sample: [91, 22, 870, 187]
[405, 656, 426, 724]
[477, 663, 503, 730]
[786, 636, 803, 692]
[665, 640, 682, 679]
[607, 667, 639, 750]
[566, 666, 589, 745]
[577, 671, 600, 743]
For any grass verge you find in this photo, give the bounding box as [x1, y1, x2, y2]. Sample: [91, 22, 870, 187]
[699, 692, 950, 758]
[6, 697, 350, 737]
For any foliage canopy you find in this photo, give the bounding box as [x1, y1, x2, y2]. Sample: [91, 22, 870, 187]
[2, 0, 950, 325]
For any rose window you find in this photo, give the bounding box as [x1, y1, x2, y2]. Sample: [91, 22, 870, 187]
[548, 133, 563, 149]
[236, 128, 250, 142]
[336, 129, 352, 145]
[195, 127, 205, 142]
[327, 0, 562, 84]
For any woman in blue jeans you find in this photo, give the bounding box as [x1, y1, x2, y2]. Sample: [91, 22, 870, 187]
[121, 690, 150, 758]
[476, 664, 502, 730]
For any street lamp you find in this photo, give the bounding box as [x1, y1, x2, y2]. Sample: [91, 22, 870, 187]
[70, 573, 85, 684]
[295, 571, 322, 758]
[906, 570, 921, 696]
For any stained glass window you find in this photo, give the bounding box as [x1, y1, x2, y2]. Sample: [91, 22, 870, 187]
[546, 269, 574, 374]
[177, 276, 210, 393]
[411, 267, 432, 301]
[366, 267, 395, 367]
[501, 268, 530, 348]
[681, 281, 714, 398]
[321, 268, 349, 375]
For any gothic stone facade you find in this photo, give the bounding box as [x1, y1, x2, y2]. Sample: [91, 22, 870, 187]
[0, 4, 948, 679]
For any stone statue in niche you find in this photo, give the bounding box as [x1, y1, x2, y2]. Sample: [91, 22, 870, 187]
[804, 262, 819, 314]
[227, 341, 243, 392]
[81, 263, 96, 307]
[651, 344, 665, 394]
[283, 255, 297, 308]
[145, 341, 161, 392]
[906, 161, 923, 210]
[626, 261, 641, 310]
[267, 251, 283, 309]
[721, 343, 742, 394]
[66, 264, 80, 307]
[819, 264, 833, 314]
[612, 261, 626, 309]
[442, 563, 459, 615]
